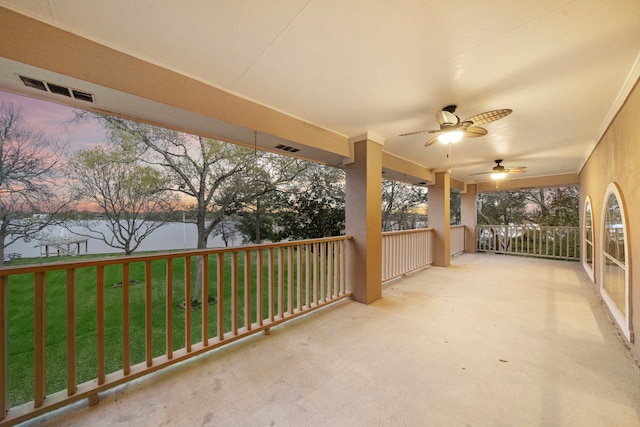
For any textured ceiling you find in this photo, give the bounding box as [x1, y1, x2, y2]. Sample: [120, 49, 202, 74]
[1, 0, 639, 183]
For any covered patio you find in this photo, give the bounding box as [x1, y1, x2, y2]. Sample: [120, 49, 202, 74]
[1, 3, 640, 424]
[32, 254, 640, 426]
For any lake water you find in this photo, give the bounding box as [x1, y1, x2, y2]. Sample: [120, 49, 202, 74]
[5, 221, 232, 259]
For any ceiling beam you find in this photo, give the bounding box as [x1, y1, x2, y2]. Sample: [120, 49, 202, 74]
[381, 151, 433, 185]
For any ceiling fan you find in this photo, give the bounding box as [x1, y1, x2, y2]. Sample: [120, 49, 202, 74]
[399, 105, 512, 147]
[470, 159, 526, 180]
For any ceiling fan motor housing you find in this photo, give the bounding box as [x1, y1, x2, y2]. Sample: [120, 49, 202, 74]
[436, 110, 459, 127]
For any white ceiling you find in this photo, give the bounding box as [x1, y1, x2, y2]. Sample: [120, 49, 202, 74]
[1, 0, 639, 184]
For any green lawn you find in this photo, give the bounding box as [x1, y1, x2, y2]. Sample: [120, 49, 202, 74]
[6, 249, 315, 407]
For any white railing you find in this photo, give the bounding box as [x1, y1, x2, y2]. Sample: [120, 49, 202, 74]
[450, 225, 465, 256]
[381, 228, 433, 283]
[0, 237, 351, 426]
[476, 225, 579, 261]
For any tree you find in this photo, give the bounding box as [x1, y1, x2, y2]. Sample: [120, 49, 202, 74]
[450, 191, 461, 226]
[233, 192, 280, 244]
[0, 102, 72, 264]
[477, 191, 530, 225]
[275, 163, 345, 240]
[211, 214, 241, 247]
[76, 112, 305, 301]
[381, 180, 428, 231]
[67, 145, 178, 255]
[526, 186, 579, 226]
[477, 187, 579, 226]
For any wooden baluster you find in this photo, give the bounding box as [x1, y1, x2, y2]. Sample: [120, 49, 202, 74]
[34, 272, 46, 407]
[244, 250, 251, 331]
[96, 266, 105, 385]
[257, 249, 264, 327]
[312, 243, 319, 305]
[320, 242, 327, 302]
[327, 242, 334, 300]
[278, 248, 285, 318]
[145, 261, 153, 367]
[122, 263, 130, 375]
[305, 245, 311, 308]
[184, 256, 191, 352]
[202, 255, 209, 346]
[232, 252, 238, 335]
[66, 269, 77, 395]
[217, 253, 225, 341]
[268, 248, 275, 322]
[166, 259, 173, 359]
[287, 247, 294, 314]
[296, 245, 302, 312]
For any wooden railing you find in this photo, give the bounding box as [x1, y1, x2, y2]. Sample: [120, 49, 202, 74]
[381, 228, 433, 283]
[476, 225, 579, 261]
[450, 225, 465, 256]
[0, 237, 351, 425]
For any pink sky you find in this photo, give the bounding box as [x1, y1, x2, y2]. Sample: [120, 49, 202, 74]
[0, 90, 194, 211]
[0, 90, 105, 153]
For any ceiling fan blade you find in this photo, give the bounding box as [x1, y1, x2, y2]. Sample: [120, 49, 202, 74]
[462, 109, 512, 126]
[399, 128, 440, 136]
[506, 167, 527, 174]
[463, 126, 488, 138]
[471, 159, 526, 177]
[424, 135, 440, 147]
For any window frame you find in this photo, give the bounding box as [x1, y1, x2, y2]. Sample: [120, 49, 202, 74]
[583, 196, 595, 282]
[599, 183, 631, 342]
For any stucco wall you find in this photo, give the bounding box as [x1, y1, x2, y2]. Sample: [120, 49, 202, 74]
[580, 78, 640, 359]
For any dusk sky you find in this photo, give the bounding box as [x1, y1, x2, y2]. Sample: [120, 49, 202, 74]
[0, 90, 106, 153]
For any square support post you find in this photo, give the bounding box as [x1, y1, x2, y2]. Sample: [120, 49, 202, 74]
[461, 183, 478, 253]
[429, 171, 451, 267]
[345, 134, 383, 304]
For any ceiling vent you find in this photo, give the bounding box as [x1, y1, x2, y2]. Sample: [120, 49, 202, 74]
[46, 83, 71, 97]
[19, 76, 46, 91]
[275, 144, 300, 153]
[18, 75, 94, 103]
[72, 90, 94, 102]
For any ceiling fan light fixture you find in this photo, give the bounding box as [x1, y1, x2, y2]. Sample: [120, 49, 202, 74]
[490, 171, 507, 180]
[438, 129, 464, 144]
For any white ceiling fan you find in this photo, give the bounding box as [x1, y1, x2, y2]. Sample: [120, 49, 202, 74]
[400, 105, 512, 147]
[470, 159, 527, 180]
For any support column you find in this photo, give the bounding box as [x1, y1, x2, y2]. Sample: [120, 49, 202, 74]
[461, 184, 478, 253]
[345, 133, 383, 304]
[429, 171, 451, 267]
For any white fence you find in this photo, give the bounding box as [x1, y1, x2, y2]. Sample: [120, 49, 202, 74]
[476, 225, 579, 261]
[381, 229, 434, 283]
[450, 225, 465, 256]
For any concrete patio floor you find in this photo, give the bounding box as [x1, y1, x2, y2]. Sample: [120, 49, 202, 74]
[28, 253, 640, 426]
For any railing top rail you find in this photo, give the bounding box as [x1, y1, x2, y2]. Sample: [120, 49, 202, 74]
[0, 235, 352, 276]
[478, 224, 579, 231]
[382, 228, 433, 237]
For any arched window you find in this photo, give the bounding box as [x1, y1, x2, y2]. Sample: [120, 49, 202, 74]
[582, 196, 594, 280]
[583, 197, 594, 281]
[600, 183, 631, 341]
